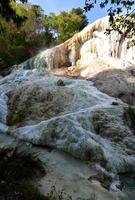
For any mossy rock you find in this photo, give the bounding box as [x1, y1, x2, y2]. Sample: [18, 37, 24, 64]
[7, 84, 74, 127]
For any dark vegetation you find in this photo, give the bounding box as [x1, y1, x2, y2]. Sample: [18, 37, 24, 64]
[0, 149, 46, 200]
[0, 0, 88, 75]
[0, 1, 135, 75]
[0, 0, 28, 26]
[85, 0, 135, 47]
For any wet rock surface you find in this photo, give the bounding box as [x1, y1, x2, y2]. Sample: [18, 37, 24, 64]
[17, 17, 135, 105]
[0, 16, 135, 199]
[0, 70, 134, 196]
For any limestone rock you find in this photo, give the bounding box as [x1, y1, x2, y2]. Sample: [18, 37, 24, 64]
[3, 70, 134, 176]
[90, 67, 135, 105]
[0, 69, 42, 133]
[17, 17, 135, 105]
[1, 16, 135, 198]
[19, 17, 135, 71]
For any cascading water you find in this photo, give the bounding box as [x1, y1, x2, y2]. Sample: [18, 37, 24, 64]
[0, 92, 8, 134]
[0, 16, 135, 200]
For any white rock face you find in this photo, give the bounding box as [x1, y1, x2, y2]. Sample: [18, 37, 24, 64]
[20, 17, 135, 71]
[1, 17, 135, 199]
[35, 148, 118, 200]
[1, 69, 134, 177]
[17, 17, 135, 105]
[0, 69, 40, 133]
[79, 20, 135, 69]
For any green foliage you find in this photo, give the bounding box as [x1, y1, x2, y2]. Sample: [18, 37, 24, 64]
[49, 8, 88, 43]
[0, 52, 14, 68]
[70, 7, 88, 29]
[0, 0, 28, 26]
[0, 3, 45, 73]
[85, 0, 135, 46]
[0, 2, 88, 74]
[85, 0, 134, 12]
[41, 8, 88, 43]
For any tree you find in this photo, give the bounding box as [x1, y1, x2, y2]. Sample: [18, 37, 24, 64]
[0, 2, 46, 73]
[84, 0, 135, 46]
[0, 0, 28, 26]
[40, 14, 53, 46]
[70, 7, 88, 29]
[41, 8, 88, 44]
[46, 8, 88, 43]
[0, 4, 88, 72]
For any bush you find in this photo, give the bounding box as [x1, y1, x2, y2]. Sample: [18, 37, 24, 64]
[0, 52, 15, 68]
